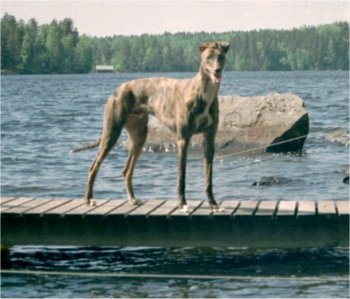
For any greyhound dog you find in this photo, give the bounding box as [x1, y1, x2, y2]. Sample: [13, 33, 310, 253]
[72, 41, 229, 211]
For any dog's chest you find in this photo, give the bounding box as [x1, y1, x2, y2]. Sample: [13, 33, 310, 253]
[190, 98, 214, 132]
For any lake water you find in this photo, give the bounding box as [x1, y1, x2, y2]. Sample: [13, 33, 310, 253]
[1, 71, 349, 297]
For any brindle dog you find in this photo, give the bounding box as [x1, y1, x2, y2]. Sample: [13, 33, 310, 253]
[72, 41, 229, 211]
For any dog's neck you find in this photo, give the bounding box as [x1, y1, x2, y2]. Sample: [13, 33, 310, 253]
[195, 65, 220, 102]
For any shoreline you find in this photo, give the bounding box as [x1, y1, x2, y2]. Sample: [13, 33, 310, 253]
[1, 69, 348, 76]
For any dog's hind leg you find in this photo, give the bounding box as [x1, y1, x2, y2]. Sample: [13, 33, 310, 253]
[85, 129, 121, 205]
[85, 96, 128, 205]
[123, 113, 148, 206]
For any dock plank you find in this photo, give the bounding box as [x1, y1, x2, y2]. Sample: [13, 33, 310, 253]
[170, 200, 202, 216]
[3, 198, 53, 214]
[191, 201, 213, 217]
[317, 201, 336, 215]
[277, 201, 297, 216]
[233, 200, 259, 216]
[297, 201, 316, 216]
[255, 200, 277, 216]
[87, 200, 126, 216]
[149, 200, 178, 217]
[44, 199, 84, 215]
[65, 199, 110, 216]
[128, 200, 165, 216]
[24, 198, 73, 215]
[1, 197, 34, 207]
[212, 200, 240, 217]
[107, 201, 140, 215]
[0, 197, 17, 204]
[336, 201, 350, 216]
[0, 197, 34, 213]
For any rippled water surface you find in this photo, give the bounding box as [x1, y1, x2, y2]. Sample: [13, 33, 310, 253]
[2, 246, 349, 298]
[2, 71, 349, 200]
[1, 71, 349, 297]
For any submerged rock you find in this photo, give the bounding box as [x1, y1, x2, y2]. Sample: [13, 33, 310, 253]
[145, 93, 309, 154]
[325, 129, 349, 147]
[252, 176, 294, 186]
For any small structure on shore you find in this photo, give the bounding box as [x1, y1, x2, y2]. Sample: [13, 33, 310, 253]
[95, 65, 114, 73]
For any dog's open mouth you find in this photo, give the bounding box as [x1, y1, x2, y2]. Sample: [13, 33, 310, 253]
[209, 72, 221, 85]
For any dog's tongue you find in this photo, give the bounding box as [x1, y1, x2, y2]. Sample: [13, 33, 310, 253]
[210, 73, 221, 84]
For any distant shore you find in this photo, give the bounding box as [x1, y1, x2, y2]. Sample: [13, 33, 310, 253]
[2, 70, 349, 76]
[2, 14, 349, 74]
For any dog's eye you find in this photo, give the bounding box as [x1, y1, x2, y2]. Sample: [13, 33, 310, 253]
[218, 54, 224, 62]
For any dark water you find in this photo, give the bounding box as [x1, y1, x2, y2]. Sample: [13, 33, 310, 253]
[2, 247, 349, 298]
[1, 71, 349, 297]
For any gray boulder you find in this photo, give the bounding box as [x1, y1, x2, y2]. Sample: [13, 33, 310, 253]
[144, 93, 309, 154]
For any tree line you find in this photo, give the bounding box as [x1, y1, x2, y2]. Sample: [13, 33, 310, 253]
[1, 13, 349, 74]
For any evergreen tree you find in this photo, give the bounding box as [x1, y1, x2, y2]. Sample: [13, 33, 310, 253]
[34, 25, 50, 73]
[1, 14, 24, 71]
[46, 20, 63, 72]
[20, 18, 38, 73]
[59, 18, 79, 73]
[74, 36, 93, 73]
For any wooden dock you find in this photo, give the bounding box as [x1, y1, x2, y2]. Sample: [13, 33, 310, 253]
[1, 197, 349, 248]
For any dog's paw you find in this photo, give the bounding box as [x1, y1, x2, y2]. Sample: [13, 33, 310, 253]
[130, 198, 143, 206]
[85, 200, 96, 206]
[180, 204, 190, 213]
[211, 205, 225, 213]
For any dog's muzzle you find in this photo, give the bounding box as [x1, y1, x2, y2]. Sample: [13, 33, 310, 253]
[208, 68, 222, 85]
[209, 71, 222, 85]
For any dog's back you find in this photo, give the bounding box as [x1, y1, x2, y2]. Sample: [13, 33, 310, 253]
[115, 76, 193, 132]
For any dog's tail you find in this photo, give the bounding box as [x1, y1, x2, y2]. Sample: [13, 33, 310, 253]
[70, 138, 101, 153]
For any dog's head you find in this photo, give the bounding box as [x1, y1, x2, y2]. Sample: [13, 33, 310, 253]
[199, 41, 230, 85]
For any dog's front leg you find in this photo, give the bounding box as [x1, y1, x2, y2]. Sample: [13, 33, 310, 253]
[203, 126, 222, 212]
[177, 136, 190, 211]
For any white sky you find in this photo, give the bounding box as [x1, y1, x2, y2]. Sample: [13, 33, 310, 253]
[1, 1, 349, 37]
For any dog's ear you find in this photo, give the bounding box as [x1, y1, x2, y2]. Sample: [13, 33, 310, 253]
[218, 41, 230, 53]
[199, 43, 210, 53]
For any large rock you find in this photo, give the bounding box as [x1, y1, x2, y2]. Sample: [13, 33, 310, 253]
[144, 93, 309, 154]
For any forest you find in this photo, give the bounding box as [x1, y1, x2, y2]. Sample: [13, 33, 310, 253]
[1, 13, 349, 74]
